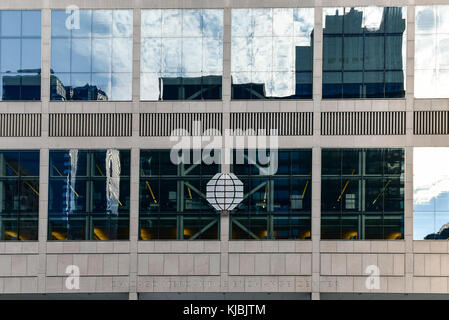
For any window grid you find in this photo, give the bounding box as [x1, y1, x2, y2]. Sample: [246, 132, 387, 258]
[322, 7, 407, 99]
[139, 150, 220, 240]
[50, 10, 133, 101]
[0, 150, 40, 241]
[48, 150, 130, 241]
[231, 8, 314, 100]
[0, 11, 41, 101]
[140, 9, 223, 101]
[230, 149, 312, 240]
[321, 148, 404, 240]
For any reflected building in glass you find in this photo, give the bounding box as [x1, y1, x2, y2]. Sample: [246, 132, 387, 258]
[231, 8, 314, 99]
[140, 9, 223, 101]
[2, 1, 449, 300]
[48, 150, 130, 240]
[0, 11, 41, 101]
[50, 10, 133, 101]
[322, 7, 406, 99]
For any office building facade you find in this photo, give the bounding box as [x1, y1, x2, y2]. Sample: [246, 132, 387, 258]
[0, 0, 448, 300]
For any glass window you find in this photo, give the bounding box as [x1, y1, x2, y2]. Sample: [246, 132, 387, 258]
[50, 10, 133, 101]
[231, 149, 312, 240]
[231, 8, 314, 100]
[321, 148, 404, 240]
[0, 151, 39, 241]
[415, 6, 449, 98]
[139, 150, 220, 240]
[0, 11, 41, 101]
[48, 149, 130, 240]
[322, 7, 406, 99]
[413, 148, 449, 240]
[141, 9, 223, 101]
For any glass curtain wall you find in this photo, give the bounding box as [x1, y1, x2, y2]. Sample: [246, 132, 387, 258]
[230, 149, 312, 240]
[139, 150, 220, 240]
[321, 148, 404, 240]
[0, 11, 41, 100]
[0, 151, 39, 241]
[322, 7, 406, 98]
[414, 148, 449, 240]
[141, 9, 223, 101]
[50, 10, 133, 101]
[48, 149, 130, 240]
[415, 6, 449, 98]
[231, 8, 314, 99]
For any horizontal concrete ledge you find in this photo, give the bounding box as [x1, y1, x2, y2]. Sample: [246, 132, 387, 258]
[139, 292, 311, 300]
[0, 293, 129, 300]
[229, 241, 312, 253]
[321, 293, 449, 300]
[320, 241, 406, 253]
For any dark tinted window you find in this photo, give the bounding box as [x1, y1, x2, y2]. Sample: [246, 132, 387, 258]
[231, 149, 312, 240]
[321, 148, 404, 240]
[139, 149, 220, 240]
[48, 149, 130, 240]
[0, 150, 39, 240]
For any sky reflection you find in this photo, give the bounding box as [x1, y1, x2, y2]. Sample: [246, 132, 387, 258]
[231, 8, 314, 99]
[415, 6, 449, 98]
[141, 9, 223, 101]
[414, 148, 449, 240]
[50, 10, 133, 101]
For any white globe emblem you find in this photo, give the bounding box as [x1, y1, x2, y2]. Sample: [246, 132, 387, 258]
[206, 173, 244, 211]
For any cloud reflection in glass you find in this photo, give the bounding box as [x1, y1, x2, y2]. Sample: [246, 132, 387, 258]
[140, 9, 223, 101]
[50, 10, 133, 101]
[415, 6, 449, 98]
[231, 8, 314, 100]
[414, 148, 449, 240]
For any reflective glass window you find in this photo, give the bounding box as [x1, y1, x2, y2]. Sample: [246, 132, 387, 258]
[141, 10, 223, 101]
[321, 148, 404, 240]
[231, 149, 312, 240]
[139, 150, 220, 240]
[413, 148, 449, 240]
[50, 10, 133, 101]
[0, 11, 41, 101]
[0, 151, 39, 240]
[322, 7, 406, 99]
[415, 6, 449, 98]
[48, 149, 130, 240]
[231, 9, 314, 100]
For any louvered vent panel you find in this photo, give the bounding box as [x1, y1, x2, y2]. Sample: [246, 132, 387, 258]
[230, 112, 313, 136]
[414, 111, 449, 135]
[0, 113, 41, 137]
[140, 113, 222, 136]
[49, 113, 132, 137]
[321, 112, 406, 135]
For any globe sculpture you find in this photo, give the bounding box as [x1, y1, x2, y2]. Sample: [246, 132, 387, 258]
[206, 173, 244, 211]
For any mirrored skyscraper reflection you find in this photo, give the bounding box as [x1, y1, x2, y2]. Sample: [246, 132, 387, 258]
[322, 7, 406, 99]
